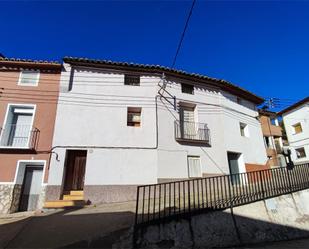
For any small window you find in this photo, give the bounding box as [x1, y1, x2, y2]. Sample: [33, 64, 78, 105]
[124, 74, 140, 86]
[236, 97, 242, 104]
[264, 136, 271, 148]
[293, 123, 302, 134]
[187, 156, 201, 177]
[181, 83, 194, 94]
[240, 122, 249, 137]
[18, 70, 40, 86]
[295, 147, 306, 159]
[127, 107, 141, 127]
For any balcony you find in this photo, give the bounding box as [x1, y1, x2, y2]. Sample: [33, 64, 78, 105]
[175, 120, 210, 144]
[262, 124, 282, 137]
[0, 125, 39, 150]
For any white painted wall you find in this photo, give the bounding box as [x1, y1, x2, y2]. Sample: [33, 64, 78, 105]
[282, 103, 309, 163]
[156, 78, 267, 179]
[48, 63, 268, 188]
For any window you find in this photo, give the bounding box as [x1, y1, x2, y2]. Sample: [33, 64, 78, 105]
[264, 136, 271, 148]
[293, 123, 302, 134]
[236, 97, 242, 104]
[270, 118, 276, 125]
[0, 105, 35, 147]
[124, 74, 140, 86]
[295, 147, 306, 159]
[187, 156, 201, 177]
[181, 83, 194, 94]
[127, 107, 141, 127]
[240, 122, 249, 137]
[18, 70, 40, 86]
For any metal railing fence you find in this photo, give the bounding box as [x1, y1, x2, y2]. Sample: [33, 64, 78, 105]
[135, 164, 309, 227]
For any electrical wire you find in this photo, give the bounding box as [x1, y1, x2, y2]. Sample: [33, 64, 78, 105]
[171, 0, 196, 68]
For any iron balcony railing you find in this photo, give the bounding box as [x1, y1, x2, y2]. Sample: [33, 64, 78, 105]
[0, 124, 39, 150]
[134, 163, 309, 227]
[175, 120, 210, 144]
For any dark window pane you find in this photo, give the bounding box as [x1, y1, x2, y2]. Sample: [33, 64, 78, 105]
[181, 83, 194, 94]
[124, 74, 140, 86]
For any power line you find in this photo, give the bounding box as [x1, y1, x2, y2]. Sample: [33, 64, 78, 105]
[171, 0, 196, 68]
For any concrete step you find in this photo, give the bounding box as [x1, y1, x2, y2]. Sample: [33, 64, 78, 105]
[44, 200, 86, 209]
[67, 190, 84, 196]
[63, 194, 84, 201]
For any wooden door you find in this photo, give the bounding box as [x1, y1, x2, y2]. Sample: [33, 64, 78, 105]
[64, 150, 87, 191]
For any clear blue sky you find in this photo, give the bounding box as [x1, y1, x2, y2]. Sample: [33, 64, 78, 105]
[1, 1, 308, 109]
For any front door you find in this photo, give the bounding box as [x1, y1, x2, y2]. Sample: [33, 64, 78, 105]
[227, 152, 241, 185]
[64, 150, 87, 191]
[19, 166, 43, 211]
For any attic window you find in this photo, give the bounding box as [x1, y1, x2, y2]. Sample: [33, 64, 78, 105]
[124, 74, 140, 86]
[18, 70, 40, 86]
[181, 83, 194, 94]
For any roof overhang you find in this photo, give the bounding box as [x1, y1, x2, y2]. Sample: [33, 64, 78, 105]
[63, 57, 264, 105]
[278, 97, 309, 115]
[0, 58, 61, 72]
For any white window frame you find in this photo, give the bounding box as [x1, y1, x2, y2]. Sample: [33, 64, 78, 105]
[295, 147, 306, 159]
[292, 122, 302, 135]
[18, 70, 40, 86]
[240, 122, 250, 137]
[0, 103, 36, 149]
[187, 156, 202, 178]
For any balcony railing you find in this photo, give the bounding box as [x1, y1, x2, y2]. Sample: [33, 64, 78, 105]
[0, 125, 39, 150]
[175, 120, 210, 144]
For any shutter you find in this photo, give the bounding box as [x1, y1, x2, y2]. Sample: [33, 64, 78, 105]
[20, 71, 39, 85]
[188, 156, 201, 177]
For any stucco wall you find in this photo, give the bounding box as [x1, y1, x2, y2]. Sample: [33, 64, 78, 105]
[48, 64, 267, 203]
[282, 104, 309, 162]
[0, 70, 60, 183]
[156, 77, 267, 179]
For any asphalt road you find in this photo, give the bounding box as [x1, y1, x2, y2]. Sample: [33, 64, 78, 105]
[235, 237, 309, 249]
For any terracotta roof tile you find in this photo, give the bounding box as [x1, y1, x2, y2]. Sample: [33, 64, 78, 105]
[63, 56, 264, 104]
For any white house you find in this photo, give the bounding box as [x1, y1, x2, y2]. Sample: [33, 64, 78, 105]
[45, 57, 268, 207]
[279, 97, 309, 164]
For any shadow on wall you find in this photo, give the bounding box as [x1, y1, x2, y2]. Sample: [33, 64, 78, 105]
[133, 208, 309, 249]
[1, 194, 309, 249]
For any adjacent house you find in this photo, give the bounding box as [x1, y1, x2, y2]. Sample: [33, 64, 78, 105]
[0, 58, 61, 213]
[258, 109, 285, 167]
[45, 57, 268, 208]
[278, 97, 309, 163]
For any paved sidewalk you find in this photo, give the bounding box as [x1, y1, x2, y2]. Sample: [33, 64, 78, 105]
[0, 201, 136, 248]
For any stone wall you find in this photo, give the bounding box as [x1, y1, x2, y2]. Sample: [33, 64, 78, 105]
[123, 189, 309, 249]
[0, 184, 21, 214]
[0, 184, 47, 214]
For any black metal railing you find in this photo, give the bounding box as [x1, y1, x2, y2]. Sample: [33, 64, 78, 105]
[0, 125, 39, 150]
[134, 164, 309, 227]
[175, 120, 210, 143]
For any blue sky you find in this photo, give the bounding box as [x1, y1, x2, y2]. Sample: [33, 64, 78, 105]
[1, 1, 308, 109]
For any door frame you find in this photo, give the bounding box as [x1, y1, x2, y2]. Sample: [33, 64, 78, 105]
[14, 160, 47, 186]
[19, 165, 44, 211]
[12, 160, 46, 212]
[227, 151, 247, 185]
[62, 149, 88, 192]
